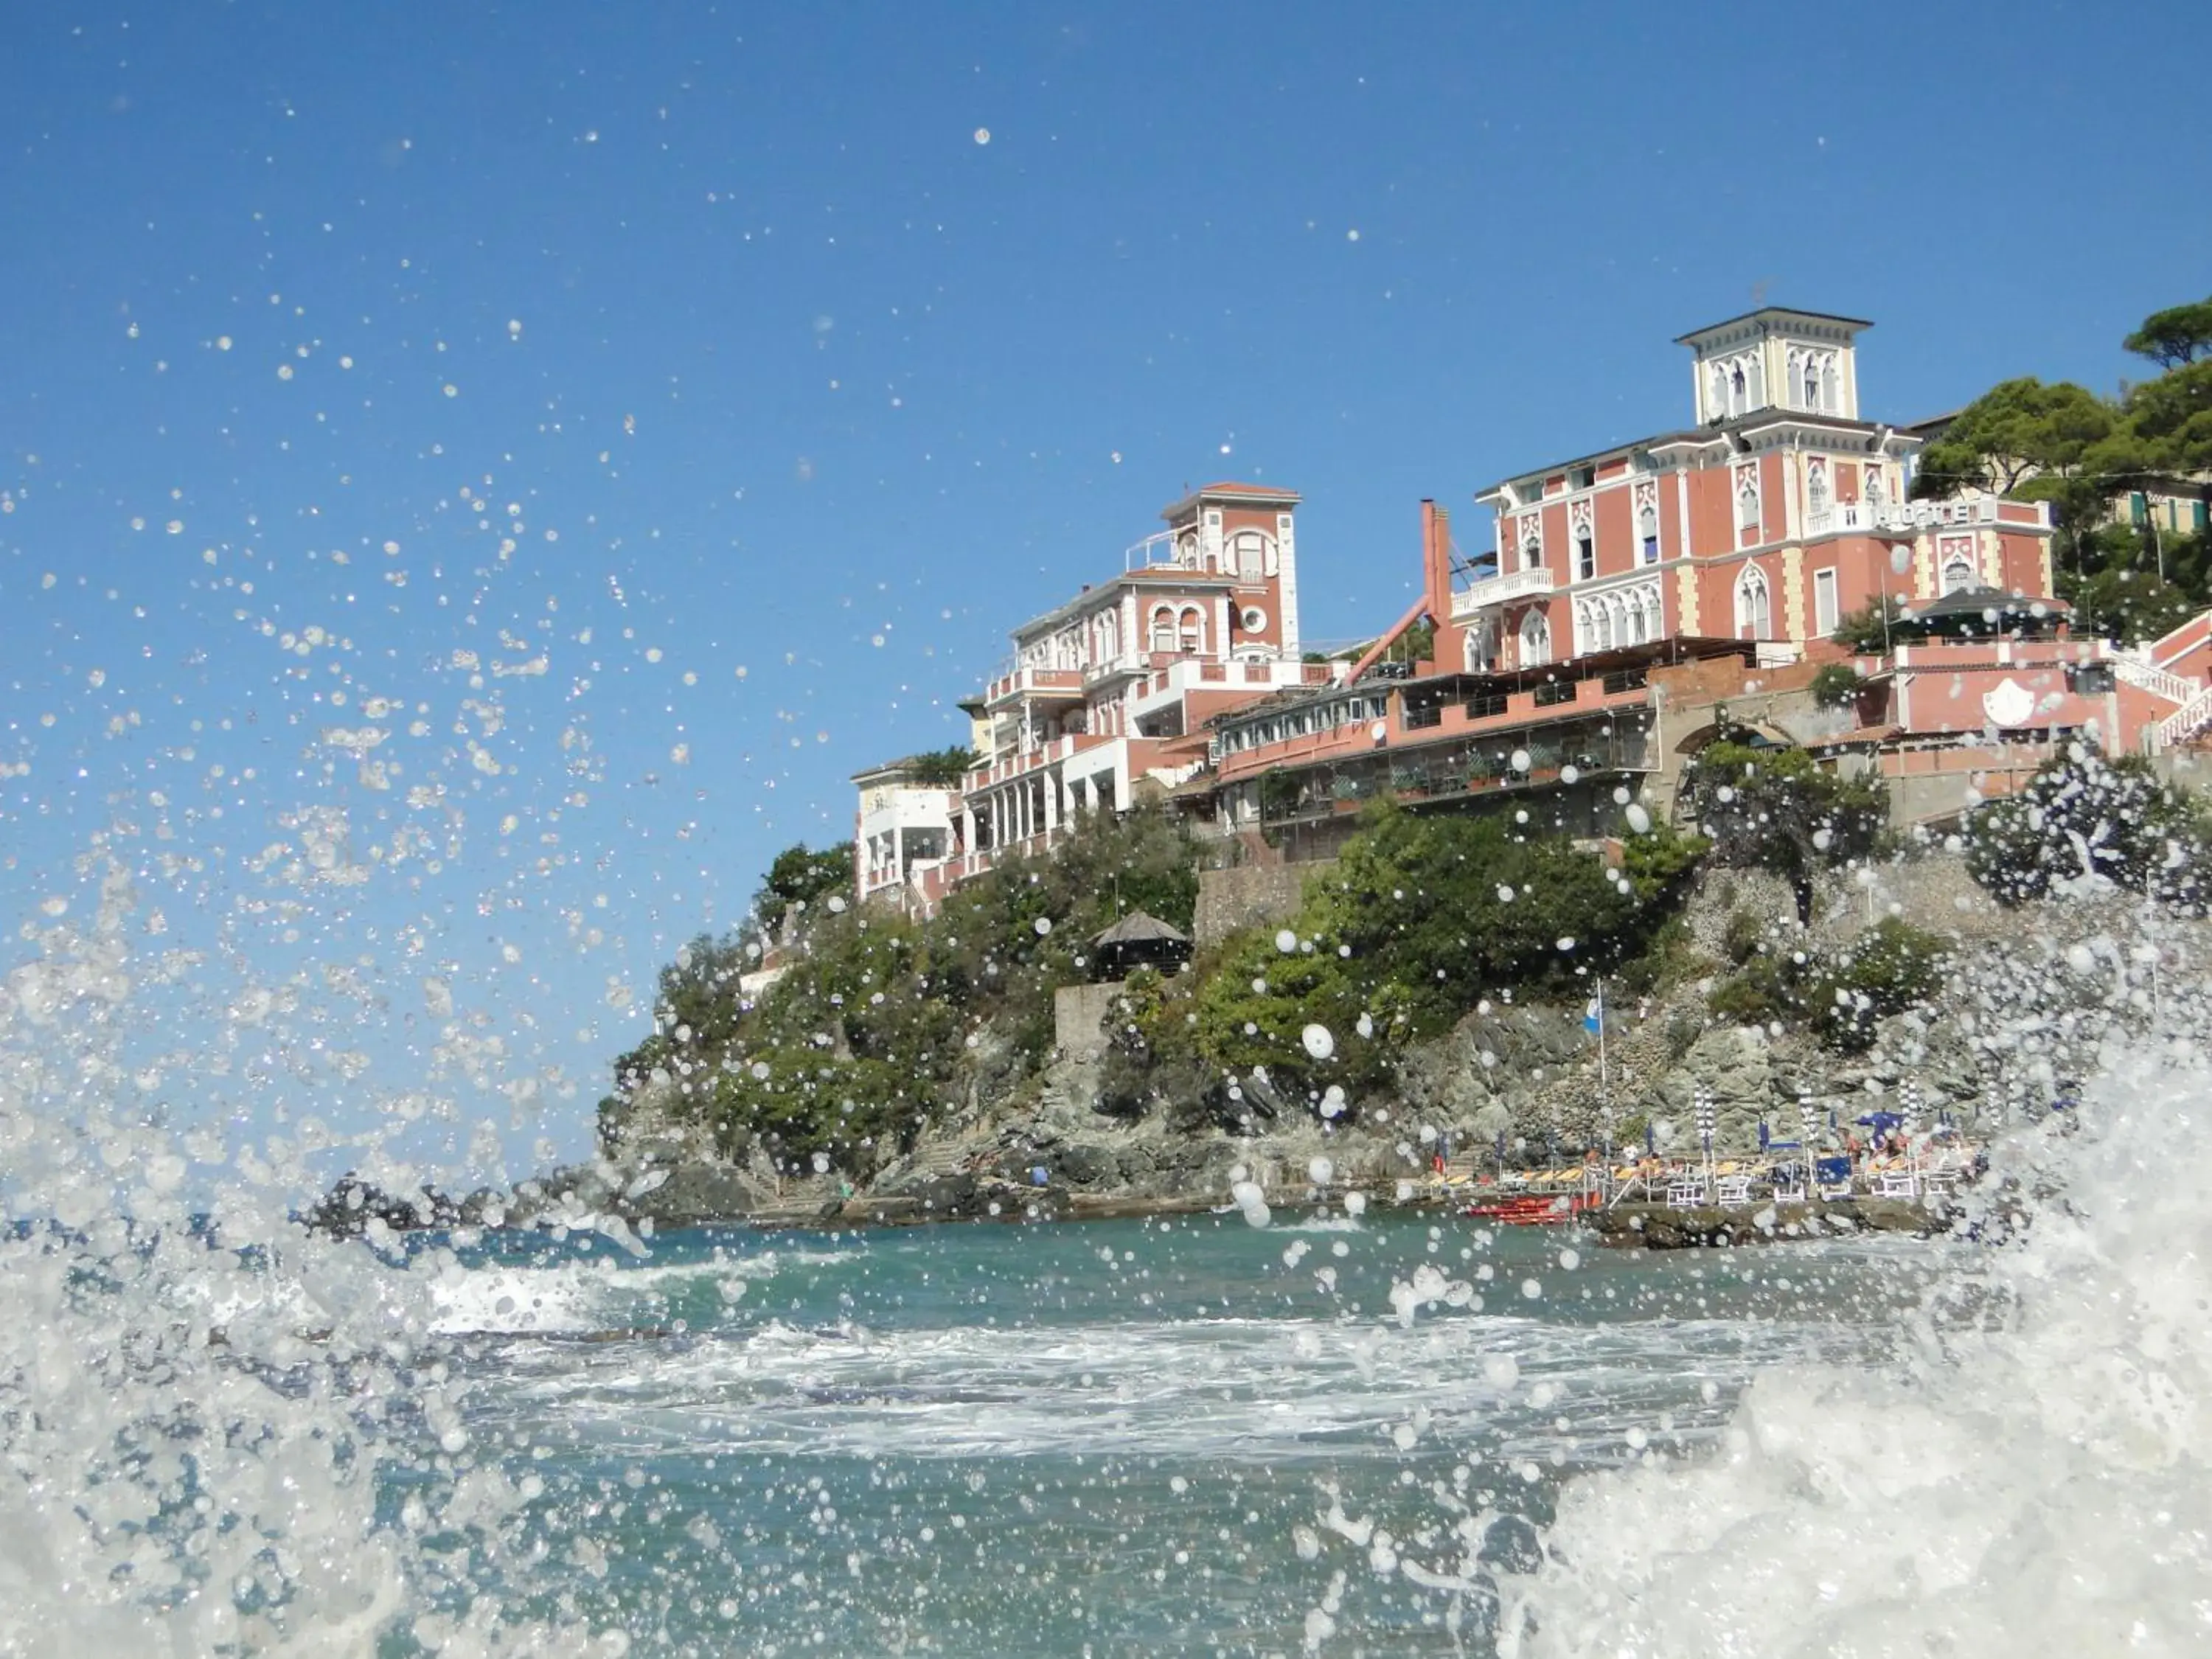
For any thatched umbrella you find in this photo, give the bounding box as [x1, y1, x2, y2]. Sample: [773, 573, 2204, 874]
[1091, 911, 1192, 978]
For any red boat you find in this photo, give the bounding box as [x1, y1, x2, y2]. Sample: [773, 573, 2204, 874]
[1462, 1190, 1600, 1225]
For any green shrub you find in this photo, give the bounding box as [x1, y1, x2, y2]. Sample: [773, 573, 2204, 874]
[1964, 746, 2209, 911]
[1809, 663, 1865, 708]
[1721, 908, 1766, 967]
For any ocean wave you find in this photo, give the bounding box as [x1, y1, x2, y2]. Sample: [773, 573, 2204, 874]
[1499, 1040, 2212, 1659]
[428, 1243, 866, 1335]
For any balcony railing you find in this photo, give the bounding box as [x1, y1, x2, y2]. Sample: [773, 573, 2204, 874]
[1807, 498, 2015, 538]
[1450, 565, 1554, 618]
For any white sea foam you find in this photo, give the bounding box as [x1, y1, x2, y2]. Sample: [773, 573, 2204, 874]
[470, 1306, 1885, 1466]
[428, 1245, 865, 1334]
[1500, 1039, 2212, 1658]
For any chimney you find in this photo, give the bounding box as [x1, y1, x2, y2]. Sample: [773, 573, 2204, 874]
[1421, 499, 1452, 625]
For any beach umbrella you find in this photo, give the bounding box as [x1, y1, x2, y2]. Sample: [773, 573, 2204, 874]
[1855, 1111, 1905, 1135]
[1758, 1119, 1770, 1152]
[1693, 1085, 1716, 1158]
[1899, 1077, 1924, 1124]
[1644, 1121, 1656, 1156]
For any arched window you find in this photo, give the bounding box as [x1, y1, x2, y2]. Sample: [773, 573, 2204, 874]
[1643, 586, 1663, 641]
[1178, 605, 1205, 654]
[1464, 621, 1498, 672]
[1150, 605, 1177, 654]
[1097, 609, 1119, 663]
[1519, 515, 1544, 571]
[1823, 361, 1840, 413]
[1807, 459, 1830, 520]
[1710, 366, 1730, 421]
[1729, 366, 1746, 416]
[1623, 593, 1646, 647]
[1638, 502, 1660, 564]
[1865, 466, 1887, 510]
[1736, 476, 1761, 539]
[1804, 361, 1821, 410]
[1519, 608, 1551, 669]
[1735, 564, 1772, 640]
[1230, 530, 1267, 578]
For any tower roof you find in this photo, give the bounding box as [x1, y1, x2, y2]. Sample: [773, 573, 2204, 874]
[1675, 307, 1873, 347]
[1159, 481, 1302, 521]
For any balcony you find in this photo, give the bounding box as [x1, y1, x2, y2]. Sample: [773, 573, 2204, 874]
[1450, 565, 1554, 618]
[984, 662, 1088, 706]
[1806, 499, 2012, 538]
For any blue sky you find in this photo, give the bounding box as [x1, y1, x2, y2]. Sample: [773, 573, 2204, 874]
[4, 1, 2208, 1183]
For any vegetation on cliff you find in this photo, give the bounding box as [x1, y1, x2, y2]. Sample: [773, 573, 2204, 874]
[1098, 803, 1708, 1128]
[599, 808, 1199, 1175]
[1676, 737, 1886, 922]
[1962, 747, 2212, 911]
[601, 742, 1928, 1179]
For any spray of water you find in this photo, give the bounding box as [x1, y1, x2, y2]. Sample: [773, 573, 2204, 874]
[1499, 1021, 2212, 1658]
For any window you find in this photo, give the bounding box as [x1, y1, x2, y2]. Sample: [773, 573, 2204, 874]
[1807, 459, 1830, 521]
[1520, 515, 1544, 571]
[1240, 606, 1267, 633]
[1231, 530, 1267, 578]
[1570, 465, 1596, 490]
[1178, 605, 1205, 653]
[1638, 504, 1660, 564]
[1464, 622, 1498, 672]
[1735, 564, 1772, 640]
[1150, 605, 1176, 653]
[1709, 366, 1729, 421]
[2195, 500, 2209, 533]
[1729, 366, 1746, 416]
[2129, 492, 2147, 526]
[1576, 534, 1595, 581]
[1866, 467, 1887, 510]
[1736, 476, 1761, 544]
[1518, 609, 1551, 669]
[1804, 362, 1821, 410]
[1815, 568, 1840, 636]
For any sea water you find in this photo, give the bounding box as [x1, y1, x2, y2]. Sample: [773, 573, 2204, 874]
[6, 894, 2209, 1655]
[407, 1215, 1933, 1654]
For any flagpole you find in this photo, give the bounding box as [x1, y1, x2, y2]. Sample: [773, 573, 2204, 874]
[1596, 977, 1608, 1094]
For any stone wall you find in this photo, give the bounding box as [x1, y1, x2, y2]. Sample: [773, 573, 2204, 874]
[1193, 860, 1337, 947]
[1053, 981, 1124, 1060]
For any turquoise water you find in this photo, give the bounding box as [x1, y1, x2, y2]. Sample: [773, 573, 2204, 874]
[408, 1210, 1941, 1655]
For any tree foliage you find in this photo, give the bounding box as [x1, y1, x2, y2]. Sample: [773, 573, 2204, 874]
[602, 808, 1201, 1173]
[1675, 740, 1886, 921]
[1829, 597, 1907, 654]
[757, 841, 857, 937]
[1158, 802, 1700, 1120]
[2124, 297, 2212, 372]
[1962, 747, 2209, 911]
[904, 747, 977, 787]
[1707, 917, 1947, 1054]
[1911, 298, 2212, 630]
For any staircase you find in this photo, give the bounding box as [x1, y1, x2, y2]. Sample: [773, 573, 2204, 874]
[2157, 684, 2212, 750]
[2112, 652, 2200, 707]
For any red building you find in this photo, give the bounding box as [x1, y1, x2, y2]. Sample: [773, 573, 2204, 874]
[1207, 310, 2211, 858]
[855, 483, 1338, 910]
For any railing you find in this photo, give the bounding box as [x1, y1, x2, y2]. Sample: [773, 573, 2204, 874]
[984, 664, 1087, 703]
[2156, 686, 2212, 749]
[1450, 565, 1554, 617]
[1808, 498, 2022, 537]
[2111, 652, 2199, 706]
